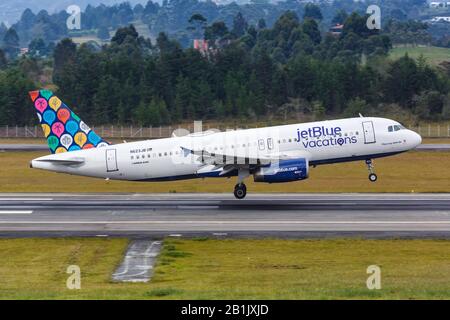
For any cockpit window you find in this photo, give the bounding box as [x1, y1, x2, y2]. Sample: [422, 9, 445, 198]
[389, 124, 406, 132]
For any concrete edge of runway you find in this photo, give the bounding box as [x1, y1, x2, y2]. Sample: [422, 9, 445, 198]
[1, 193, 449, 238]
[1, 231, 450, 239]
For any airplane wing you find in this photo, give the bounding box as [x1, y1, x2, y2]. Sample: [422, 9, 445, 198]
[180, 146, 311, 176]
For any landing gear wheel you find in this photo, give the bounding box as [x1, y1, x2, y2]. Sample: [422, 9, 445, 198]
[365, 159, 377, 182]
[234, 183, 247, 199]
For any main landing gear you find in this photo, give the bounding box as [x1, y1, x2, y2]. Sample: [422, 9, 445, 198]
[234, 183, 247, 199]
[234, 167, 250, 199]
[365, 159, 378, 182]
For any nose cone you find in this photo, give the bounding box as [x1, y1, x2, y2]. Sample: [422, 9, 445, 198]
[409, 130, 422, 148]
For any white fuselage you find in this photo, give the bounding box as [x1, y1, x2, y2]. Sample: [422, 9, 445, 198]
[31, 117, 422, 181]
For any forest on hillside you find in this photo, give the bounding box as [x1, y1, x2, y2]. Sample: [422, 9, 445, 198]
[0, 7, 449, 126]
[1, 0, 449, 48]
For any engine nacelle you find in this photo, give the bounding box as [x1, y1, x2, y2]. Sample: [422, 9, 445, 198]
[253, 158, 309, 183]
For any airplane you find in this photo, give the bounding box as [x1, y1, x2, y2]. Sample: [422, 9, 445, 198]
[29, 90, 422, 199]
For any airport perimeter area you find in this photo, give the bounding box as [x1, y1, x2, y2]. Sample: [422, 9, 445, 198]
[1, 149, 449, 300]
[0, 238, 449, 300]
[0, 193, 449, 299]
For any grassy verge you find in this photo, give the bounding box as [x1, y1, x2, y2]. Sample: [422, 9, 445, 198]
[0, 151, 449, 193]
[0, 238, 449, 299]
[390, 46, 450, 66]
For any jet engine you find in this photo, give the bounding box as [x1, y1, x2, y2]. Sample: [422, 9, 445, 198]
[253, 158, 309, 183]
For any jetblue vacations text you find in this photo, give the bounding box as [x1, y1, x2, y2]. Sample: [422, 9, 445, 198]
[297, 126, 357, 148]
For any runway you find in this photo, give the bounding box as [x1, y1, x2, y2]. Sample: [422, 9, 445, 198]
[0, 193, 450, 238]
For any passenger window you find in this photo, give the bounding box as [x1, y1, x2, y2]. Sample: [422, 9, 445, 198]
[394, 125, 400, 131]
[388, 126, 393, 132]
[258, 139, 265, 150]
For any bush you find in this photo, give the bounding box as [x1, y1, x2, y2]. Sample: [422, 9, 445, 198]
[343, 98, 368, 118]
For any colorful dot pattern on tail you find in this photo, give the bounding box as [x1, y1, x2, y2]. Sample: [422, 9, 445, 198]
[29, 90, 110, 154]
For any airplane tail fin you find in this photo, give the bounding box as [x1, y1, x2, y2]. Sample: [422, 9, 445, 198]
[29, 90, 110, 154]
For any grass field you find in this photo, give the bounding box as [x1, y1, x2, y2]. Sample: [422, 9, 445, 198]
[0, 238, 449, 299]
[390, 46, 450, 66]
[0, 151, 449, 193]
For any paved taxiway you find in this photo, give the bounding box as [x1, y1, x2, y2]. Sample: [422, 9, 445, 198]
[0, 193, 449, 238]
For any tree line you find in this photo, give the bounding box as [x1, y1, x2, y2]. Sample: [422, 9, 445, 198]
[2, 0, 449, 49]
[0, 10, 449, 126]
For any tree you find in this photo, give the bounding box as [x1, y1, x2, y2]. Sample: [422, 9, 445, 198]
[332, 9, 348, 25]
[111, 25, 138, 45]
[232, 12, 248, 37]
[0, 23, 7, 43]
[28, 38, 47, 57]
[343, 12, 376, 38]
[414, 91, 444, 119]
[2, 28, 20, 59]
[97, 26, 110, 41]
[384, 54, 420, 107]
[302, 18, 321, 45]
[188, 13, 207, 39]
[204, 21, 229, 43]
[144, 1, 160, 15]
[257, 18, 266, 30]
[188, 13, 207, 25]
[0, 68, 36, 125]
[0, 49, 6, 69]
[303, 3, 323, 21]
[343, 98, 368, 117]
[53, 38, 77, 83]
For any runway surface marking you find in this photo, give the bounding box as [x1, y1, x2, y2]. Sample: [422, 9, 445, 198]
[1, 220, 450, 224]
[0, 198, 52, 201]
[0, 211, 33, 215]
[112, 240, 162, 282]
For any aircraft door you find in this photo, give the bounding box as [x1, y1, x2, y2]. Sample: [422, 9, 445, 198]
[106, 149, 119, 172]
[362, 121, 376, 144]
[267, 138, 274, 150]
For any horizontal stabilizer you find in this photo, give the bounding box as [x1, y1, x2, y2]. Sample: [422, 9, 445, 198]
[33, 157, 85, 165]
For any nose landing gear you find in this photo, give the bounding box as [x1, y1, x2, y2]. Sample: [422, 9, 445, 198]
[366, 159, 377, 182]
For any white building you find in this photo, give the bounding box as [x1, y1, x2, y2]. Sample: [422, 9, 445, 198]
[431, 16, 450, 22]
[429, 1, 450, 8]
